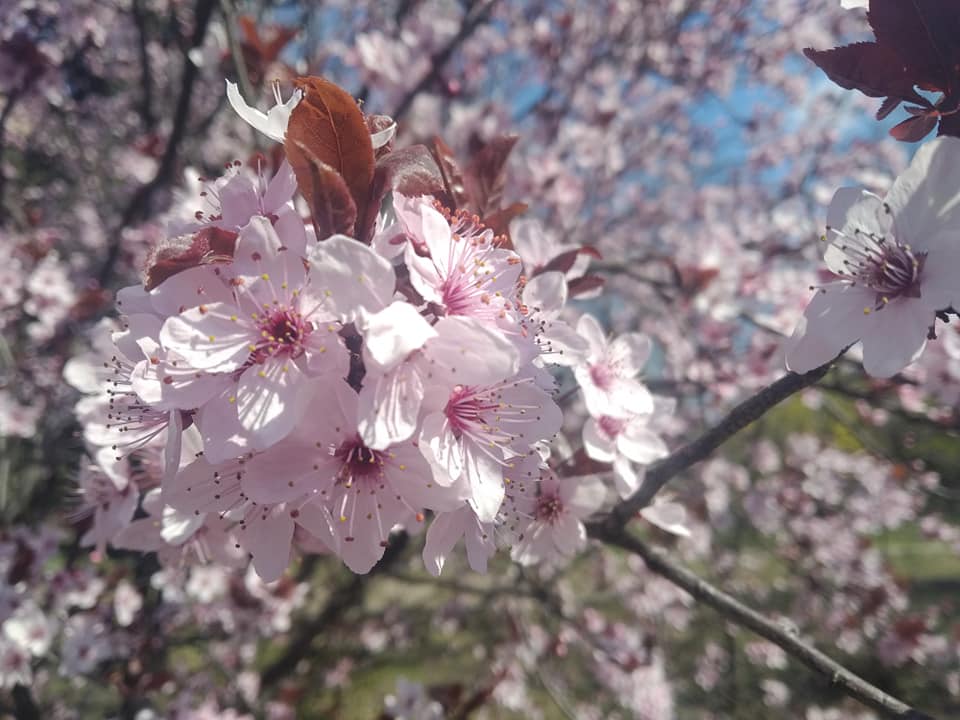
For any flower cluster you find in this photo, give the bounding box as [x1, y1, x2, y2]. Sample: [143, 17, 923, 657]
[67, 77, 674, 582]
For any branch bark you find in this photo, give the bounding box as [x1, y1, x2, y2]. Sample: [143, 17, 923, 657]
[590, 527, 935, 720]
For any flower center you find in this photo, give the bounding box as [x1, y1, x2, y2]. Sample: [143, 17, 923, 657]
[334, 436, 385, 485]
[589, 362, 616, 391]
[837, 232, 926, 308]
[251, 306, 310, 362]
[535, 492, 564, 523]
[445, 385, 491, 438]
[597, 415, 626, 439]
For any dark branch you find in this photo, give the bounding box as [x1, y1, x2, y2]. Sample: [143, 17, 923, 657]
[97, 0, 217, 288]
[603, 363, 832, 527]
[0, 87, 21, 228]
[131, 0, 157, 131]
[590, 528, 935, 720]
[11, 684, 41, 720]
[390, 0, 499, 121]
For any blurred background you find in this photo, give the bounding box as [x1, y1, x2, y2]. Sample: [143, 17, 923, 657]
[1, 0, 958, 718]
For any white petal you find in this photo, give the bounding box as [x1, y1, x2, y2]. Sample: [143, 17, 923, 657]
[361, 301, 437, 371]
[784, 284, 873, 374]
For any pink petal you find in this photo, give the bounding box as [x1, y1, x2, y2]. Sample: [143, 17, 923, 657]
[149, 266, 232, 317]
[424, 317, 520, 386]
[885, 137, 960, 247]
[308, 234, 396, 321]
[241, 510, 294, 583]
[784, 284, 873, 374]
[609, 332, 652, 377]
[858, 299, 931, 378]
[422, 510, 465, 577]
[160, 302, 253, 371]
[236, 360, 314, 450]
[582, 418, 616, 462]
[361, 301, 437, 371]
[358, 362, 424, 450]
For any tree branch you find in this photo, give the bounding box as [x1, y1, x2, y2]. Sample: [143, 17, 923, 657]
[599, 363, 832, 528]
[590, 528, 935, 720]
[0, 87, 21, 228]
[97, 0, 217, 288]
[390, 0, 499, 122]
[131, 0, 157, 132]
[11, 684, 41, 720]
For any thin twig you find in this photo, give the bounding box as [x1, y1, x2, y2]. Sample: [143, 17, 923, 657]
[591, 528, 935, 720]
[97, 0, 218, 288]
[0, 87, 21, 227]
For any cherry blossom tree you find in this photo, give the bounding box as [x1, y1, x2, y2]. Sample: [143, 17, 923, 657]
[2, 1, 959, 718]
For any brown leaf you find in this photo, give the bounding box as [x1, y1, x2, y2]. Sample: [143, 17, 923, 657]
[890, 111, 940, 142]
[285, 76, 374, 230]
[291, 139, 358, 239]
[463, 134, 518, 217]
[536, 245, 602, 277]
[238, 17, 298, 63]
[567, 274, 605, 298]
[430, 136, 470, 210]
[144, 227, 238, 291]
[482, 202, 528, 248]
[358, 145, 446, 243]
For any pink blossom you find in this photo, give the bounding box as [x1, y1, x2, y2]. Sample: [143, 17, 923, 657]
[422, 505, 496, 576]
[510, 471, 606, 565]
[159, 217, 349, 452]
[582, 397, 672, 497]
[420, 375, 562, 522]
[574, 315, 654, 418]
[399, 197, 524, 327]
[786, 137, 960, 378]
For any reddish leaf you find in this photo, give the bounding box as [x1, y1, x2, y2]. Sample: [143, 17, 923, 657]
[285, 76, 375, 230]
[890, 112, 940, 142]
[234, 17, 298, 86]
[482, 202, 528, 248]
[238, 17, 297, 62]
[291, 139, 358, 239]
[463, 134, 518, 217]
[537, 246, 602, 276]
[144, 227, 238, 290]
[358, 145, 446, 243]
[868, 0, 960, 94]
[567, 274, 605, 298]
[806, 0, 960, 141]
[803, 43, 926, 104]
[430, 136, 470, 210]
[875, 95, 901, 120]
[939, 110, 960, 137]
